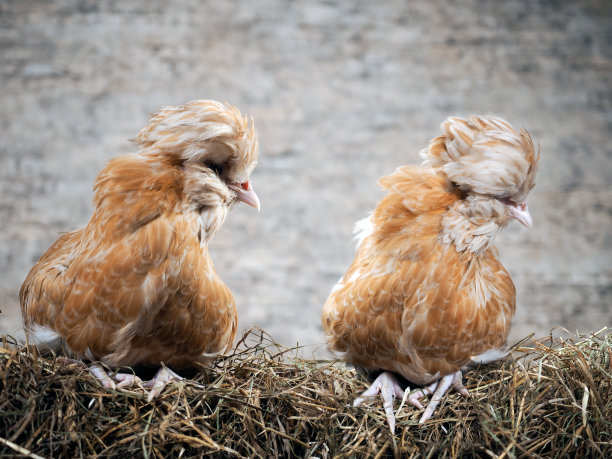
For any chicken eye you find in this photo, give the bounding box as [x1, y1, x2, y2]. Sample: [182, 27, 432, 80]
[497, 196, 514, 206]
[240, 181, 250, 190]
[206, 161, 225, 176]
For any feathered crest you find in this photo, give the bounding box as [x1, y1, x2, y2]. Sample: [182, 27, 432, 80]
[420, 116, 540, 202]
[134, 100, 258, 176]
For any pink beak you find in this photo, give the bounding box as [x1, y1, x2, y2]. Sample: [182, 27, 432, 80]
[507, 201, 532, 228]
[229, 181, 260, 211]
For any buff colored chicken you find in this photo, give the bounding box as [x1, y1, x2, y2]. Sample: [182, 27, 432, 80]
[322, 116, 539, 433]
[20, 100, 260, 400]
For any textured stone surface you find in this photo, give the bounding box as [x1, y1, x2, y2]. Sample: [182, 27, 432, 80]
[1, 0, 610, 355]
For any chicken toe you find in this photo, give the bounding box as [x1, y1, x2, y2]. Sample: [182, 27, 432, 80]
[144, 366, 184, 402]
[353, 371, 405, 434]
[418, 370, 469, 423]
[58, 358, 143, 391]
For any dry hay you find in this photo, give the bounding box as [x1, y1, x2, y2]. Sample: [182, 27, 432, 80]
[1, 327, 611, 458]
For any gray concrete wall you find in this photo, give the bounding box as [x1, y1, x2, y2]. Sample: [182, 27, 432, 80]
[1, 0, 610, 355]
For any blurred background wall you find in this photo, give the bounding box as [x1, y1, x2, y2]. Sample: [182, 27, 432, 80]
[1, 0, 610, 356]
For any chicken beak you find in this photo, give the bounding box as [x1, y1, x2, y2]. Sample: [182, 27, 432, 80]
[508, 202, 532, 228]
[229, 181, 261, 211]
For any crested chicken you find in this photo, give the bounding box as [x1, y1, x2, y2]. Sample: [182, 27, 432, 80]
[322, 116, 539, 432]
[20, 100, 260, 400]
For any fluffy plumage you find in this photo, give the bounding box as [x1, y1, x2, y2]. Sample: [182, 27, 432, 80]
[20, 100, 260, 398]
[322, 115, 539, 432]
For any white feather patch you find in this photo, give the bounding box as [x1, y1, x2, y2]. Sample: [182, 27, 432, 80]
[353, 215, 374, 248]
[27, 324, 61, 345]
[470, 347, 510, 365]
[26, 324, 64, 354]
[329, 275, 345, 294]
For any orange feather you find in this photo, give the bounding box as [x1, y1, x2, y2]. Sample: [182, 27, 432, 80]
[20, 100, 259, 375]
[322, 116, 539, 428]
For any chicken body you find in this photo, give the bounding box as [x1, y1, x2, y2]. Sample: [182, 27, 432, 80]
[322, 116, 539, 431]
[20, 100, 260, 398]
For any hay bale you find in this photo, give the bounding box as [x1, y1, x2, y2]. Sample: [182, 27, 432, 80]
[1, 327, 611, 458]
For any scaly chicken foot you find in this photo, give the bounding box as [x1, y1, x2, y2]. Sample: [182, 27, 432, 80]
[89, 362, 144, 389]
[58, 357, 186, 400]
[143, 365, 184, 402]
[57, 357, 143, 390]
[353, 371, 405, 434]
[408, 370, 469, 423]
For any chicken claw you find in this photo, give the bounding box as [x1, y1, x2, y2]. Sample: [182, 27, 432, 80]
[58, 357, 143, 391]
[144, 365, 184, 402]
[354, 371, 405, 434]
[408, 371, 469, 423]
